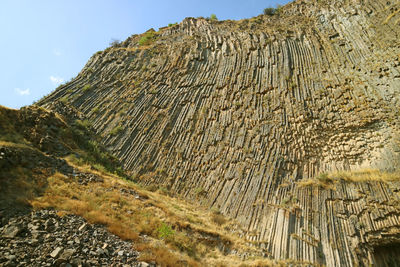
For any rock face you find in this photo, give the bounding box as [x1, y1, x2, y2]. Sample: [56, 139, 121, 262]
[39, 0, 400, 265]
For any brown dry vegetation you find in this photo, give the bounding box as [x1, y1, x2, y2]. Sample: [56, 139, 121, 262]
[329, 169, 400, 182]
[0, 139, 336, 266]
[0, 105, 312, 266]
[297, 168, 400, 189]
[27, 159, 283, 267]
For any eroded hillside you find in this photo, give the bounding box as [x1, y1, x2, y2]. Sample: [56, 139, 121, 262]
[38, 0, 400, 265]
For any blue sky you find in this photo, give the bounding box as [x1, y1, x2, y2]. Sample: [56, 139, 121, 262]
[0, 0, 290, 109]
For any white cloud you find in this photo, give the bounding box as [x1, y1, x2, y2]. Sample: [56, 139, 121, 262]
[15, 88, 30, 96]
[50, 76, 64, 86]
[52, 49, 62, 56]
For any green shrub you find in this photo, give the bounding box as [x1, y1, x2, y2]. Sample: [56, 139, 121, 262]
[209, 14, 218, 21]
[157, 187, 170, 196]
[317, 173, 329, 182]
[194, 187, 207, 197]
[157, 223, 174, 240]
[316, 173, 333, 185]
[92, 163, 107, 173]
[168, 22, 177, 27]
[145, 184, 159, 192]
[109, 38, 121, 47]
[211, 211, 227, 226]
[263, 7, 277, 15]
[138, 31, 157, 46]
[110, 125, 124, 136]
[276, 4, 283, 14]
[82, 84, 91, 92]
[67, 119, 127, 178]
[60, 96, 68, 104]
[263, 5, 282, 16]
[282, 197, 290, 205]
[0, 132, 26, 144]
[66, 154, 85, 166]
[75, 119, 92, 130]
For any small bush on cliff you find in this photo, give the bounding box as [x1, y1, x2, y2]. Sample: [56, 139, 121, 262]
[194, 187, 207, 197]
[209, 14, 218, 21]
[109, 38, 121, 47]
[263, 7, 277, 15]
[110, 125, 124, 136]
[68, 119, 125, 177]
[60, 96, 68, 104]
[317, 173, 331, 183]
[82, 84, 91, 92]
[211, 211, 227, 226]
[76, 119, 92, 129]
[138, 31, 157, 46]
[263, 5, 282, 16]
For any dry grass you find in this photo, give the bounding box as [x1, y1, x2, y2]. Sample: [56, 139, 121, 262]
[329, 169, 400, 182]
[0, 141, 32, 149]
[298, 169, 400, 188]
[28, 167, 220, 266]
[1, 105, 297, 266]
[30, 172, 150, 242]
[0, 148, 315, 267]
[0, 112, 309, 267]
[297, 173, 335, 189]
[137, 243, 200, 267]
[26, 158, 302, 266]
[211, 211, 228, 226]
[205, 256, 315, 267]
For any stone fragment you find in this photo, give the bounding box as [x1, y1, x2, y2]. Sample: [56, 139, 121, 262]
[50, 247, 63, 258]
[78, 223, 86, 231]
[60, 249, 75, 260]
[2, 225, 21, 238]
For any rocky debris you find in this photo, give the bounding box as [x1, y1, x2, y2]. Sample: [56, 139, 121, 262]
[41, 101, 83, 124]
[38, 0, 400, 265]
[72, 171, 104, 185]
[17, 106, 71, 156]
[0, 145, 72, 175]
[118, 188, 145, 200]
[0, 209, 153, 267]
[2, 225, 21, 239]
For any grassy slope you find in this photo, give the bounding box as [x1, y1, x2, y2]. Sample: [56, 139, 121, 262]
[1, 105, 307, 266]
[30, 162, 275, 267]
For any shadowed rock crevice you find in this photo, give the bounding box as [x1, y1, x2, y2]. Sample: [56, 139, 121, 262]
[372, 244, 400, 267]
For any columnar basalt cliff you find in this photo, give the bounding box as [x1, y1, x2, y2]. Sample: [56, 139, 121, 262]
[40, 0, 400, 265]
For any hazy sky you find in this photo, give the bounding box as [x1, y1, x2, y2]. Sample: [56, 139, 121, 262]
[0, 0, 291, 109]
